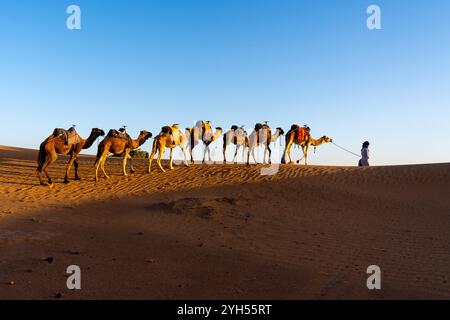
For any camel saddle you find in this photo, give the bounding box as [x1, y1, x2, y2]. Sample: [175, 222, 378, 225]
[202, 121, 213, 141]
[202, 121, 212, 133]
[254, 123, 270, 144]
[53, 127, 81, 146]
[231, 125, 245, 144]
[161, 126, 173, 134]
[107, 129, 133, 146]
[291, 124, 310, 143]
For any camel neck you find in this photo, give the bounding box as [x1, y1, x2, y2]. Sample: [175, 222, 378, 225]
[82, 133, 98, 149]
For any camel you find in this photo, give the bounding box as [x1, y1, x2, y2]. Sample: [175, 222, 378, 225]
[223, 125, 249, 163]
[188, 121, 223, 163]
[148, 124, 190, 173]
[37, 128, 105, 186]
[282, 125, 332, 165]
[94, 130, 152, 181]
[246, 124, 284, 165]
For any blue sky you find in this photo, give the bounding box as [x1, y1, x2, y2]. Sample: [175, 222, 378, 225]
[1, 0, 449, 165]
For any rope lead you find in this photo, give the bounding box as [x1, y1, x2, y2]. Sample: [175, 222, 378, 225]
[331, 142, 360, 158]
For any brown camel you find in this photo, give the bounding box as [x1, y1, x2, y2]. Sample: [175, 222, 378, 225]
[223, 125, 249, 163]
[247, 123, 284, 165]
[189, 120, 223, 163]
[94, 130, 152, 181]
[37, 128, 105, 186]
[148, 124, 190, 173]
[282, 126, 332, 165]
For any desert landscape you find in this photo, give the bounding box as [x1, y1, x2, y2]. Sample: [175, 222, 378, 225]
[0, 145, 449, 299]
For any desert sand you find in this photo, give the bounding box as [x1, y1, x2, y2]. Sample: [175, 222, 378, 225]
[0, 145, 449, 299]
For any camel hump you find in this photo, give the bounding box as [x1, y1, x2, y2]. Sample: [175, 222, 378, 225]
[291, 124, 301, 131]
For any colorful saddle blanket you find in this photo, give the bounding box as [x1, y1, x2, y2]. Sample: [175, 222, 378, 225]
[291, 124, 310, 143]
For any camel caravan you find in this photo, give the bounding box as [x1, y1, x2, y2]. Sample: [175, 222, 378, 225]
[36, 121, 332, 186]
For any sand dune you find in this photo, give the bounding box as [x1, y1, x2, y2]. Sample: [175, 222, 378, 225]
[0, 145, 450, 299]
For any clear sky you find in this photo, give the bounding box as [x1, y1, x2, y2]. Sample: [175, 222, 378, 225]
[1, 0, 449, 165]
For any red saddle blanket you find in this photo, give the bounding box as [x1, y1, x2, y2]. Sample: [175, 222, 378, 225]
[292, 125, 310, 143]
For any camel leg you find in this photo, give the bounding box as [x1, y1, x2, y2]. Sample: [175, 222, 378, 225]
[267, 145, 272, 165]
[189, 139, 195, 163]
[42, 151, 57, 186]
[207, 145, 212, 162]
[94, 156, 101, 182]
[101, 157, 110, 179]
[95, 152, 109, 181]
[304, 145, 309, 165]
[282, 142, 289, 164]
[180, 144, 188, 166]
[148, 140, 159, 174]
[223, 144, 227, 163]
[232, 145, 239, 163]
[37, 151, 51, 186]
[157, 145, 166, 173]
[74, 159, 81, 180]
[64, 153, 76, 184]
[251, 147, 257, 164]
[95, 152, 105, 182]
[122, 150, 130, 177]
[37, 170, 45, 186]
[297, 145, 308, 165]
[129, 157, 135, 174]
[242, 145, 247, 164]
[169, 148, 174, 170]
[297, 149, 305, 164]
[287, 142, 295, 164]
[262, 145, 268, 164]
[247, 146, 257, 165]
[202, 145, 207, 163]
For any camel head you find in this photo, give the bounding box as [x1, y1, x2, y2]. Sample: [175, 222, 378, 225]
[276, 127, 285, 136]
[139, 130, 153, 142]
[213, 127, 223, 141]
[91, 128, 106, 137]
[322, 136, 333, 143]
